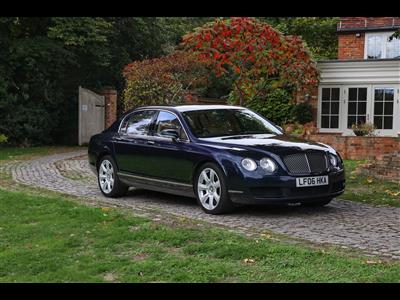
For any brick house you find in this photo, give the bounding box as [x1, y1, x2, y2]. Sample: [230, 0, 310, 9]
[312, 17, 400, 137]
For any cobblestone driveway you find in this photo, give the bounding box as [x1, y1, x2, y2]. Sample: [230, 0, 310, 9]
[1, 150, 399, 259]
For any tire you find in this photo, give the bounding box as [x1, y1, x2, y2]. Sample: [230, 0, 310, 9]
[97, 155, 128, 198]
[301, 197, 333, 207]
[194, 162, 234, 215]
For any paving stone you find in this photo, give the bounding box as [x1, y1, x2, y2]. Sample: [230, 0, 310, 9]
[1, 150, 399, 259]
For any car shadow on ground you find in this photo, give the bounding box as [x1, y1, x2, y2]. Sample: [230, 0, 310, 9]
[126, 188, 340, 217]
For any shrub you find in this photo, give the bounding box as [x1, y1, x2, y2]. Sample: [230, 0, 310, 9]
[0, 134, 7, 144]
[291, 103, 313, 124]
[244, 87, 295, 126]
[122, 51, 209, 110]
[351, 122, 376, 136]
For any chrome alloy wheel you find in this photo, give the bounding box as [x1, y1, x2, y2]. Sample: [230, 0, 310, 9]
[99, 159, 114, 194]
[197, 168, 221, 210]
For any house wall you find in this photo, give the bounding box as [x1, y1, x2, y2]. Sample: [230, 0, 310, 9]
[305, 134, 400, 160]
[338, 33, 365, 60]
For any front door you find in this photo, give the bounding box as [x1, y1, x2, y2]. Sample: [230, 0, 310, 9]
[145, 110, 194, 184]
[371, 85, 399, 136]
[343, 85, 399, 136]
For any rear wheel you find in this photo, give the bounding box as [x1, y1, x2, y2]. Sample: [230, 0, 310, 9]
[98, 155, 128, 197]
[194, 163, 234, 215]
[301, 197, 333, 207]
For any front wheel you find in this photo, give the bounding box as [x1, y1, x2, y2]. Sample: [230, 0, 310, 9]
[194, 163, 234, 215]
[301, 197, 333, 207]
[98, 155, 128, 197]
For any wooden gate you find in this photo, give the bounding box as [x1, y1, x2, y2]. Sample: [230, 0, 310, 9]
[78, 86, 105, 145]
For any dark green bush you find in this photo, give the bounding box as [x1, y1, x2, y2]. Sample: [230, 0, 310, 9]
[291, 103, 313, 124]
[245, 88, 294, 126]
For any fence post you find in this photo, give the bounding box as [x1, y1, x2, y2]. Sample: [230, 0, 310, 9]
[100, 89, 117, 129]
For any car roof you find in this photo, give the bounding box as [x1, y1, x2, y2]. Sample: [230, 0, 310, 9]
[173, 105, 245, 112]
[122, 105, 246, 117]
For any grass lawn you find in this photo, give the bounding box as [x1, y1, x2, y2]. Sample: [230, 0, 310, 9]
[339, 160, 400, 207]
[0, 188, 399, 283]
[0, 146, 84, 161]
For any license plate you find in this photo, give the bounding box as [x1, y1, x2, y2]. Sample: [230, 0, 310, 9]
[296, 176, 329, 187]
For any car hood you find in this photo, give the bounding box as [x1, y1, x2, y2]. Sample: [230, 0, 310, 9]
[198, 134, 334, 156]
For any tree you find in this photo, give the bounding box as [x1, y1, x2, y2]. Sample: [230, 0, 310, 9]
[122, 51, 209, 109]
[260, 17, 339, 60]
[181, 17, 319, 106]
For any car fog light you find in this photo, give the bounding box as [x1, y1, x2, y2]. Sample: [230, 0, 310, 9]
[241, 158, 257, 171]
[260, 158, 277, 173]
[329, 154, 338, 167]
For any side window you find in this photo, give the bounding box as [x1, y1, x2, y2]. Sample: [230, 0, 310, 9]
[155, 111, 187, 140]
[120, 110, 156, 136]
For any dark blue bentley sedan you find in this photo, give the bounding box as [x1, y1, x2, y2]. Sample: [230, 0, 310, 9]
[88, 105, 345, 214]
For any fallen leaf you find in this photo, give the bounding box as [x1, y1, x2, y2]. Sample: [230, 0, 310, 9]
[103, 214, 108, 217]
[366, 178, 373, 184]
[138, 271, 144, 277]
[365, 260, 382, 265]
[243, 258, 256, 264]
[101, 207, 111, 212]
[260, 233, 271, 239]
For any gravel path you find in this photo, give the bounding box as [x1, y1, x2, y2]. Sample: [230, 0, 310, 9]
[1, 150, 399, 259]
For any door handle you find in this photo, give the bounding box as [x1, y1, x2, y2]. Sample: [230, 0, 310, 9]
[147, 140, 155, 145]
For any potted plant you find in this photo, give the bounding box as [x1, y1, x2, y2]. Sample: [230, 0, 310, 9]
[351, 122, 376, 136]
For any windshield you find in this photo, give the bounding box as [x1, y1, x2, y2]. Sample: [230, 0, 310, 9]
[182, 109, 282, 138]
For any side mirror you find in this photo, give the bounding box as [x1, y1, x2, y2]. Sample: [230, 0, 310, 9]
[276, 125, 284, 133]
[160, 128, 180, 140]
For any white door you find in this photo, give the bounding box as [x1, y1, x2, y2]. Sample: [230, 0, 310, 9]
[371, 85, 399, 136]
[343, 86, 371, 136]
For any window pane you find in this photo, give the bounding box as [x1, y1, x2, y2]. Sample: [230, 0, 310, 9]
[375, 89, 384, 101]
[374, 116, 383, 129]
[321, 116, 329, 128]
[367, 35, 382, 59]
[322, 102, 330, 114]
[357, 102, 366, 115]
[384, 89, 394, 101]
[386, 37, 400, 58]
[384, 102, 393, 115]
[358, 88, 367, 101]
[126, 110, 156, 135]
[384, 116, 393, 129]
[322, 88, 330, 101]
[374, 102, 383, 115]
[331, 102, 339, 114]
[330, 116, 339, 129]
[348, 102, 357, 114]
[357, 116, 366, 125]
[347, 116, 356, 128]
[331, 88, 340, 101]
[349, 88, 358, 101]
[155, 111, 187, 140]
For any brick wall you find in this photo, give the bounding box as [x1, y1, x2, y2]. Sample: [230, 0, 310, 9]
[305, 134, 400, 160]
[338, 33, 365, 60]
[361, 153, 400, 183]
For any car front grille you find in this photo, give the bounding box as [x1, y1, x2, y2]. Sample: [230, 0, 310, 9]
[283, 152, 328, 175]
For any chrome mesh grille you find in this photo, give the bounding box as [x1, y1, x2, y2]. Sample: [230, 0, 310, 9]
[283, 152, 327, 175]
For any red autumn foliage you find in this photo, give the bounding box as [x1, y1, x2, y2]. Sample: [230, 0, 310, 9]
[181, 17, 319, 105]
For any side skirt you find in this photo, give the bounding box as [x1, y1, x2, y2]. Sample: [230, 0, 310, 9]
[117, 172, 195, 198]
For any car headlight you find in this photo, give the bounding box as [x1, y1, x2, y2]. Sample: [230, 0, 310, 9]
[329, 154, 338, 167]
[241, 158, 257, 171]
[260, 157, 277, 173]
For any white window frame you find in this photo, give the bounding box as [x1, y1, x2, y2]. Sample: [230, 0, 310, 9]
[364, 31, 400, 59]
[317, 85, 344, 133]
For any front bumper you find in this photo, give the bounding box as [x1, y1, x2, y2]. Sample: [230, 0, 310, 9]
[228, 170, 345, 204]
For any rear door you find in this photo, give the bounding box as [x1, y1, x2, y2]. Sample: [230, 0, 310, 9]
[113, 109, 158, 175]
